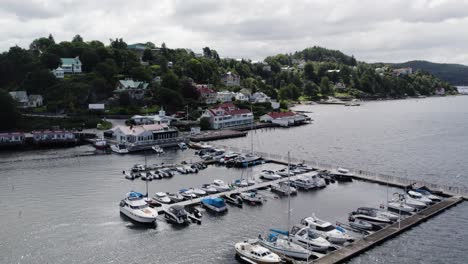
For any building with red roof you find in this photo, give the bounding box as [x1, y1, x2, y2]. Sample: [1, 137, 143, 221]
[200, 102, 253, 129]
[196, 84, 217, 104]
[260, 111, 308, 127]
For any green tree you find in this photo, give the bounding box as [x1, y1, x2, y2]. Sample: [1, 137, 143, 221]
[40, 52, 61, 69]
[72, 34, 84, 43]
[29, 37, 55, 54]
[110, 38, 127, 49]
[161, 70, 180, 90]
[320, 76, 333, 96]
[142, 49, 154, 62]
[95, 59, 119, 83]
[303, 62, 316, 82]
[0, 89, 19, 130]
[199, 117, 211, 130]
[304, 82, 320, 98]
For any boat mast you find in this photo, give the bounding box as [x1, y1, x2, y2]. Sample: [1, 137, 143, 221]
[287, 151, 291, 241]
[145, 151, 149, 197]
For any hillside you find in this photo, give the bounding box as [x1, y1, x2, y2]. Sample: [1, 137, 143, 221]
[392, 60, 468, 85]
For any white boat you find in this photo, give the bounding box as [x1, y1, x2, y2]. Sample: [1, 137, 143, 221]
[233, 179, 249, 187]
[167, 192, 184, 203]
[349, 219, 373, 231]
[213, 179, 231, 192]
[350, 208, 392, 223]
[111, 144, 129, 154]
[258, 231, 314, 260]
[175, 167, 187, 174]
[178, 142, 187, 149]
[240, 191, 263, 204]
[270, 182, 297, 196]
[119, 191, 158, 225]
[407, 190, 433, 204]
[149, 171, 161, 180]
[303, 174, 326, 188]
[200, 184, 218, 194]
[276, 168, 294, 177]
[179, 189, 197, 200]
[201, 197, 228, 213]
[94, 139, 107, 150]
[152, 145, 164, 154]
[153, 192, 171, 204]
[301, 215, 352, 244]
[235, 240, 282, 264]
[413, 189, 442, 201]
[247, 178, 256, 186]
[402, 195, 428, 209]
[387, 201, 415, 214]
[337, 168, 349, 174]
[359, 207, 399, 221]
[289, 225, 332, 252]
[292, 176, 316, 190]
[259, 170, 282, 181]
[189, 188, 207, 197]
[164, 205, 190, 225]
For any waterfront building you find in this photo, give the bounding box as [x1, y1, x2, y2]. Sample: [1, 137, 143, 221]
[196, 84, 217, 104]
[28, 95, 43, 107]
[0, 132, 25, 145]
[58, 57, 82, 74]
[201, 102, 253, 129]
[235, 92, 250, 101]
[251, 92, 271, 103]
[111, 124, 179, 145]
[216, 91, 236, 103]
[221, 72, 240, 86]
[114, 79, 149, 100]
[32, 130, 76, 144]
[260, 111, 308, 127]
[334, 82, 347, 91]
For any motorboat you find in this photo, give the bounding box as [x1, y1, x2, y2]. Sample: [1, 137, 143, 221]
[149, 171, 161, 180]
[276, 168, 294, 177]
[289, 225, 332, 252]
[184, 165, 197, 173]
[407, 190, 434, 204]
[94, 139, 107, 150]
[259, 170, 282, 181]
[200, 184, 218, 194]
[291, 176, 316, 190]
[240, 191, 263, 204]
[159, 168, 174, 177]
[413, 188, 442, 201]
[178, 142, 187, 150]
[132, 164, 146, 172]
[270, 182, 297, 196]
[175, 167, 187, 174]
[387, 201, 415, 214]
[189, 188, 207, 197]
[153, 192, 171, 204]
[394, 194, 427, 209]
[337, 168, 350, 174]
[201, 197, 228, 213]
[359, 207, 399, 221]
[235, 240, 282, 264]
[221, 193, 243, 208]
[140, 172, 152, 181]
[185, 205, 202, 224]
[303, 174, 326, 188]
[247, 178, 256, 186]
[295, 163, 315, 172]
[164, 205, 190, 225]
[111, 144, 129, 154]
[123, 171, 136, 180]
[258, 230, 315, 260]
[119, 191, 158, 225]
[349, 219, 374, 231]
[301, 215, 352, 244]
[167, 192, 184, 203]
[233, 179, 249, 188]
[213, 179, 231, 192]
[179, 189, 197, 200]
[152, 145, 164, 154]
[219, 152, 239, 163]
[350, 208, 392, 223]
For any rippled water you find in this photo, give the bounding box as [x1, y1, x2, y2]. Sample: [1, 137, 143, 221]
[1, 96, 467, 263]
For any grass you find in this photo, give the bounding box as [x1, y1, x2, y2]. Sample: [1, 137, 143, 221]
[97, 120, 113, 130]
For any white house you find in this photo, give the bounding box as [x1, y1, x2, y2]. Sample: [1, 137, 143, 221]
[393, 67, 413, 76]
[114, 79, 149, 100]
[52, 67, 65, 78]
[0, 132, 25, 145]
[260, 111, 307, 127]
[32, 130, 76, 143]
[9, 91, 30, 108]
[196, 84, 217, 104]
[235, 92, 249, 101]
[28, 95, 43, 107]
[130, 109, 177, 125]
[251, 92, 271, 103]
[59, 57, 82, 74]
[112, 124, 179, 145]
[221, 72, 240, 86]
[334, 82, 346, 91]
[216, 91, 236, 102]
[200, 102, 253, 129]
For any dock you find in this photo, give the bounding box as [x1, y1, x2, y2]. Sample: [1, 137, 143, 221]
[189, 130, 248, 142]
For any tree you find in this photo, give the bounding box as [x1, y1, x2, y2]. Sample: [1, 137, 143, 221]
[142, 49, 154, 62]
[155, 87, 183, 110]
[29, 37, 55, 54]
[304, 82, 320, 98]
[0, 89, 19, 131]
[72, 34, 84, 43]
[110, 38, 127, 49]
[199, 117, 211, 130]
[22, 69, 57, 95]
[303, 62, 316, 82]
[203, 47, 212, 58]
[320, 76, 333, 96]
[180, 78, 200, 100]
[129, 66, 152, 83]
[80, 49, 100, 72]
[161, 70, 180, 90]
[40, 52, 61, 69]
[95, 59, 119, 83]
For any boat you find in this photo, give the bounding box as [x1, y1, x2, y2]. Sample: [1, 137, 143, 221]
[301, 215, 353, 244]
[289, 225, 332, 252]
[258, 230, 315, 260]
[276, 168, 294, 177]
[348, 219, 373, 231]
[159, 168, 174, 177]
[344, 102, 360, 106]
[220, 152, 239, 163]
[152, 145, 164, 154]
[235, 240, 282, 264]
[175, 166, 187, 174]
[123, 171, 136, 180]
[233, 179, 249, 187]
[387, 201, 415, 214]
[413, 188, 442, 201]
[179, 189, 197, 200]
[94, 139, 107, 150]
[349, 208, 392, 223]
[407, 190, 434, 204]
[140, 172, 152, 181]
[119, 191, 158, 225]
[270, 182, 297, 196]
[200, 184, 218, 194]
[212, 179, 231, 192]
[221, 193, 243, 208]
[247, 178, 256, 186]
[291, 176, 316, 190]
[149, 171, 161, 180]
[303, 174, 326, 188]
[358, 207, 399, 221]
[185, 205, 202, 224]
[164, 205, 190, 225]
[111, 144, 129, 154]
[240, 191, 263, 204]
[402, 195, 428, 209]
[189, 188, 207, 197]
[201, 197, 228, 213]
[259, 170, 282, 181]
[153, 192, 171, 204]
[178, 142, 187, 150]
[337, 168, 350, 174]
[167, 192, 184, 203]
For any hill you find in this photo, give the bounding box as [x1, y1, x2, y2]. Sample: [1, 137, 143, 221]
[392, 60, 468, 85]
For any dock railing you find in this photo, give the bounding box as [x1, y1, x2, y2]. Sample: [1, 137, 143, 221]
[213, 144, 468, 199]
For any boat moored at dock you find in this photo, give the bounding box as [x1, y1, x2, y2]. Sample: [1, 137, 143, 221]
[301, 215, 353, 244]
[235, 240, 282, 264]
[201, 197, 228, 213]
[119, 191, 158, 226]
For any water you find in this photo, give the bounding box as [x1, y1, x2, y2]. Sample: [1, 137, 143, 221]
[1, 96, 467, 263]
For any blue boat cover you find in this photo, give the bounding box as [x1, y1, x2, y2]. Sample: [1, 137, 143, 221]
[202, 197, 226, 208]
[336, 226, 346, 233]
[128, 191, 144, 199]
[268, 233, 278, 242]
[179, 188, 189, 192]
[269, 229, 289, 236]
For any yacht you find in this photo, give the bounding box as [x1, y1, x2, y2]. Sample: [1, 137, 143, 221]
[401, 194, 428, 209]
[233, 179, 249, 187]
[200, 184, 218, 194]
[270, 182, 297, 196]
[303, 174, 326, 188]
[124, 171, 136, 180]
[152, 145, 164, 154]
[292, 176, 316, 190]
[240, 191, 263, 204]
[350, 208, 392, 223]
[111, 144, 129, 154]
[259, 170, 282, 181]
[167, 192, 184, 203]
[179, 189, 197, 200]
[289, 225, 332, 252]
[159, 168, 174, 177]
[153, 192, 171, 204]
[201, 197, 228, 213]
[387, 201, 415, 214]
[188, 188, 207, 197]
[358, 207, 399, 221]
[221, 193, 243, 208]
[119, 191, 158, 225]
[213, 179, 231, 192]
[349, 219, 373, 231]
[235, 240, 282, 264]
[164, 205, 190, 225]
[413, 188, 442, 201]
[175, 167, 187, 174]
[301, 215, 352, 244]
[149, 171, 161, 180]
[407, 191, 433, 204]
[258, 230, 315, 260]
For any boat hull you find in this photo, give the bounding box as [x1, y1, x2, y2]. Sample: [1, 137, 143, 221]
[119, 207, 157, 224]
[258, 240, 312, 260]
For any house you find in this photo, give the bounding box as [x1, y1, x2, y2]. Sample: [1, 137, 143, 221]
[114, 79, 149, 100]
[130, 109, 177, 125]
[52, 67, 64, 78]
[334, 82, 346, 91]
[0, 132, 25, 146]
[111, 124, 179, 145]
[9, 91, 30, 108]
[200, 102, 253, 129]
[221, 72, 240, 86]
[393, 67, 413, 76]
[260, 111, 308, 127]
[281, 66, 293, 72]
[456, 86, 468, 95]
[235, 92, 249, 101]
[435, 87, 446, 96]
[251, 92, 271, 103]
[127, 43, 160, 63]
[196, 84, 217, 104]
[59, 57, 82, 74]
[28, 95, 43, 107]
[216, 91, 236, 103]
[327, 69, 341, 73]
[262, 65, 272, 72]
[32, 130, 77, 144]
[89, 104, 105, 110]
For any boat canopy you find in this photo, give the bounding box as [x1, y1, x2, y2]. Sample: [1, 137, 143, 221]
[269, 229, 289, 236]
[127, 191, 144, 200]
[202, 197, 226, 208]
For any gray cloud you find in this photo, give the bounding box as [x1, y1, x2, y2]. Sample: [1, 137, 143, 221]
[0, 0, 468, 64]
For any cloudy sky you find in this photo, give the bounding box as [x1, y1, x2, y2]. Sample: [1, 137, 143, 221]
[1, 0, 468, 64]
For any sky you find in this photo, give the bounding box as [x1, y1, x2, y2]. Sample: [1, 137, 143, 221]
[1, 0, 468, 65]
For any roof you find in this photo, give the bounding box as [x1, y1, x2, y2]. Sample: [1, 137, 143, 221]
[207, 102, 252, 117]
[9, 91, 29, 102]
[113, 124, 169, 136]
[197, 86, 215, 94]
[61, 57, 81, 65]
[223, 71, 239, 77]
[266, 111, 296, 119]
[29, 95, 43, 101]
[117, 79, 149, 90]
[127, 43, 149, 50]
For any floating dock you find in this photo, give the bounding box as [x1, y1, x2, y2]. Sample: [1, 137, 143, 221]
[189, 130, 248, 142]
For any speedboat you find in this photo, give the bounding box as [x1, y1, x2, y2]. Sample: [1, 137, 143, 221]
[178, 142, 188, 149]
[179, 189, 197, 200]
[413, 188, 442, 201]
[201, 197, 228, 213]
[240, 191, 263, 204]
[270, 182, 297, 196]
[301, 215, 352, 244]
[123, 171, 136, 180]
[296, 163, 315, 172]
[289, 225, 332, 252]
[291, 176, 316, 190]
[276, 168, 294, 177]
[153, 192, 171, 204]
[387, 201, 415, 214]
[235, 240, 281, 264]
[213, 179, 231, 192]
[306, 174, 326, 188]
[164, 205, 190, 225]
[140, 172, 152, 181]
[175, 167, 187, 174]
[149, 171, 161, 180]
[349, 219, 374, 231]
[258, 230, 315, 260]
[159, 168, 174, 177]
[185, 205, 202, 224]
[167, 192, 184, 203]
[200, 184, 218, 194]
[402, 195, 428, 209]
[184, 165, 197, 173]
[219, 152, 239, 163]
[188, 188, 206, 197]
[350, 208, 392, 223]
[111, 144, 129, 154]
[119, 191, 158, 225]
[337, 168, 349, 174]
[132, 164, 146, 172]
[358, 207, 399, 221]
[407, 191, 433, 204]
[221, 193, 243, 208]
[152, 145, 164, 154]
[233, 179, 249, 187]
[259, 170, 282, 181]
